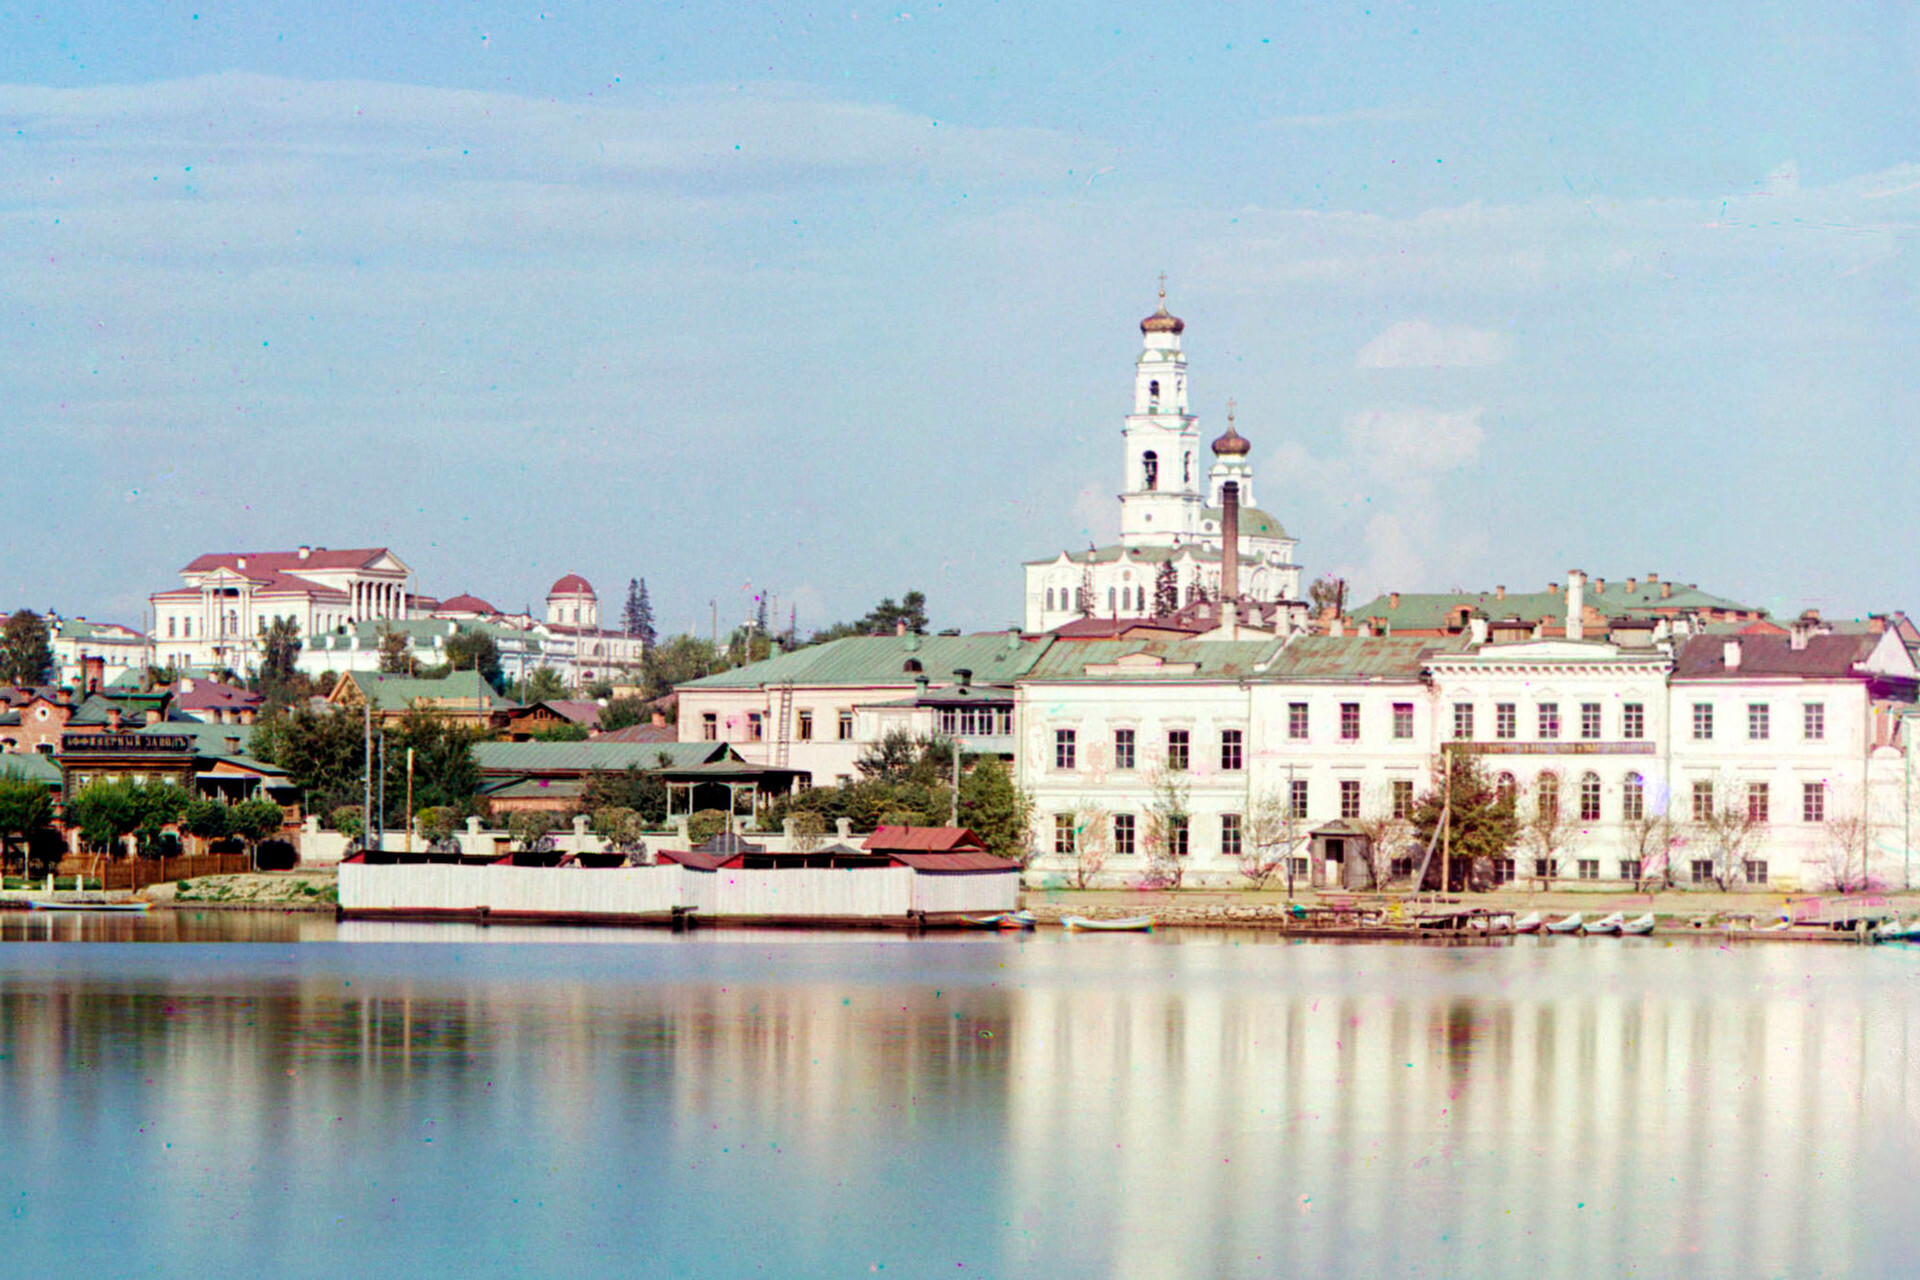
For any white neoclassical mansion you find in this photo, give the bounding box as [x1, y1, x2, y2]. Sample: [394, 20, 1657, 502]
[1022, 291, 1304, 633]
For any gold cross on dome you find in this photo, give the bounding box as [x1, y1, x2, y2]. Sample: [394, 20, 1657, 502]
[1157, 272, 1167, 302]
[1227, 397, 1236, 424]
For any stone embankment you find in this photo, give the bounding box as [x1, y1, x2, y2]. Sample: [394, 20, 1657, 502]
[153, 869, 338, 912]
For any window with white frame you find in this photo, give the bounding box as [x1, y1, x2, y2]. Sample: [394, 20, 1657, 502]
[1391, 779, 1414, 820]
[1692, 703, 1714, 740]
[1114, 728, 1136, 771]
[1804, 703, 1825, 741]
[1748, 703, 1770, 741]
[1220, 729, 1243, 771]
[1620, 858, 1642, 882]
[1340, 703, 1360, 741]
[1623, 702, 1645, 740]
[1691, 779, 1714, 821]
[1623, 772, 1644, 821]
[747, 712, 764, 741]
[1113, 813, 1136, 857]
[1453, 703, 1474, 739]
[797, 711, 813, 742]
[1580, 702, 1602, 740]
[1578, 859, 1599, 881]
[1536, 773, 1560, 820]
[1802, 781, 1825, 823]
[1747, 782, 1769, 823]
[1168, 816, 1189, 858]
[1288, 702, 1309, 739]
[1339, 779, 1361, 819]
[1392, 703, 1414, 740]
[1579, 772, 1601, 822]
[1054, 729, 1077, 770]
[701, 712, 717, 741]
[1745, 859, 1768, 886]
[1288, 779, 1308, 820]
[1167, 730, 1190, 771]
[837, 711, 854, 740]
[1221, 813, 1242, 858]
[1053, 813, 1076, 856]
[1496, 703, 1516, 740]
[1538, 703, 1560, 740]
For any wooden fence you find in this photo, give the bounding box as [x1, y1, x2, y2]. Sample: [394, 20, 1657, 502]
[55, 852, 257, 892]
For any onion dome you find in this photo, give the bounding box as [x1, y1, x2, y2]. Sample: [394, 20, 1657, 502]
[1211, 400, 1251, 456]
[547, 573, 596, 599]
[1140, 277, 1185, 334]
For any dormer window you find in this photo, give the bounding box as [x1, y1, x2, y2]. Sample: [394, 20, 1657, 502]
[1142, 451, 1159, 491]
[904, 659, 923, 673]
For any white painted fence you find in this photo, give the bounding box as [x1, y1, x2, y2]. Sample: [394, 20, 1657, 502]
[910, 872, 1019, 914]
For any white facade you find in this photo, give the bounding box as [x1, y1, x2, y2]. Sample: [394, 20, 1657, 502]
[150, 546, 413, 673]
[1022, 295, 1302, 632]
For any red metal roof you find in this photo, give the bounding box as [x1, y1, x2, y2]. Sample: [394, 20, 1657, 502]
[1673, 632, 1878, 679]
[548, 573, 596, 598]
[888, 851, 1019, 873]
[437, 593, 498, 614]
[862, 825, 988, 853]
[184, 548, 389, 574]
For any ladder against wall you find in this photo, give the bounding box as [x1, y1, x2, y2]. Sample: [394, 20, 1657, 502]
[772, 683, 794, 768]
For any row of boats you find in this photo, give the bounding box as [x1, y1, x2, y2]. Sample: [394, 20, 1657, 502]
[1481, 910, 1656, 936]
[960, 911, 1155, 933]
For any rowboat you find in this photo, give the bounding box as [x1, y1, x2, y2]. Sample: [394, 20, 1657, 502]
[1543, 912, 1584, 934]
[958, 913, 1007, 928]
[1622, 913, 1656, 936]
[997, 910, 1038, 930]
[27, 899, 150, 913]
[1874, 918, 1920, 943]
[1585, 912, 1626, 936]
[1062, 915, 1154, 933]
[1512, 911, 1543, 934]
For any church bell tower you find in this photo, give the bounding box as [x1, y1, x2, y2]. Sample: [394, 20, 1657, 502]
[1118, 281, 1203, 549]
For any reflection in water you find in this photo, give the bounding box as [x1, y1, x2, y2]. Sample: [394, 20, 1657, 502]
[0, 934, 1916, 1277]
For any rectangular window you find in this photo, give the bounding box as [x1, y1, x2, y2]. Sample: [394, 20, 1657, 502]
[1620, 858, 1642, 883]
[1221, 813, 1243, 858]
[1623, 774, 1645, 822]
[1745, 859, 1769, 886]
[1392, 703, 1414, 740]
[747, 712, 764, 741]
[1534, 858, 1555, 881]
[1748, 703, 1770, 741]
[1340, 703, 1361, 741]
[1391, 779, 1414, 820]
[797, 710, 813, 742]
[1804, 703, 1826, 741]
[996, 708, 1014, 736]
[701, 712, 717, 741]
[1579, 773, 1601, 822]
[1492, 858, 1515, 885]
[1288, 779, 1309, 820]
[1220, 729, 1243, 771]
[1580, 702, 1602, 741]
[1053, 813, 1076, 856]
[1339, 779, 1361, 820]
[1803, 781, 1825, 823]
[1113, 728, 1136, 771]
[1691, 860, 1713, 885]
[1169, 816, 1189, 859]
[1452, 703, 1474, 740]
[1747, 782, 1769, 824]
[1691, 780, 1714, 822]
[1692, 703, 1714, 741]
[938, 708, 957, 736]
[1288, 702, 1309, 740]
[1054, 729, 1077, 771]
[168, 617, 177, 638]
[1496, 703, 1516, 740]
[1167, 730, 1190, 771]
[1113, 813, 1136, 857]
[1578, 859, 1600, 881]
[1538, 703, 1560, 740]
[837, 711, 854, 741]
[1623, 703, 1645, 740]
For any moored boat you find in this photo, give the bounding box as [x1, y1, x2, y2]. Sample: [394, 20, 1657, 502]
[27, 898, 150, 913]
[1544, 912, 1584, 934]
[959, 913, 1008, 928]
[1512, 911, 1543, 934]
[997, 910, 1038, 930]
[1622, 913, 1656, 936]
[1585, 912, 1626, 936]
[1062, 914, 1154, 933]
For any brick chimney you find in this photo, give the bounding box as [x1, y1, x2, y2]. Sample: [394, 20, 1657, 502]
[1625, 577, 1638, 594]
[1661, 581, 1672, 600]
[82, 655, 104, 695]
[107, 707, 122, 730]
[1388, 591, 1400, 610]
[1219, 480, 1241, 604]
[1495, 585, 1506, 600]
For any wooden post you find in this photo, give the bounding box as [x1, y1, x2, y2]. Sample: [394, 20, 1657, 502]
[1441, 751, 1453, 893]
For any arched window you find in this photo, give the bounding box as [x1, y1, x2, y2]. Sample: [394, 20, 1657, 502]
[904, 659, 923, 673]
[1579, 771, 1602, 822]
[1107, 587, 1116, 612]
[1623, 772, 1645, 822]
[1045, 588, 1055, 611]
[1142, 451, 1159, 491]
[1148, 379, 1160, 405]
[1496, 772, 1517, 805]
[1184, 453, 1193, 484]
[1536, 772, 1560, 821]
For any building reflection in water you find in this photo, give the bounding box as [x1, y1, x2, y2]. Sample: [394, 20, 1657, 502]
[0, 933, 1915, 1277]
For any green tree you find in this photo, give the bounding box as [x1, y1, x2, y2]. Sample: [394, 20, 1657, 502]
[0, 610, 54, 686]
[519, 666, 566, 704]
[580, 761, 669, 826]
[530, 722, 590, 742]
[445, 627, 503, 691]
[182, 797, 233, 846]
[1409, 752, 1520, 891]
[253, 704, 367, 818]
[623, 579, 657, 648]
[382, 709, 484, 817]
[643, 634, 724, 701]
[591, 806, 646, 853]
[687, 809, 730, 844]
[806, 591, 931, 645]
[508, 810, 559, 852]
[599, 697, 648, 732]
[1152, 562, 1179, 618]
[0, 772, 53, 875]
[957, 756, 1034, 864]
[65, 780, 187, 858]
[376, 627, 418, 675]
[329, 805, 365, 838]
[258, 617, 303, 689]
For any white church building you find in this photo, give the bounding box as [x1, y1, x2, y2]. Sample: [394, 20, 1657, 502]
[1023, 291, 1304, 633]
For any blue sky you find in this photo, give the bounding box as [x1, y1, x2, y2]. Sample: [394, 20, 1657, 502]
[4, 3, 1917, 634]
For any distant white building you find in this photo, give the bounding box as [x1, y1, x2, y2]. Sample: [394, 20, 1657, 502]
[49, 617, 148, 688]
[150, 546, 414, 673]
[536, 574, 648, 687]
[1023, 291, 1304, 633]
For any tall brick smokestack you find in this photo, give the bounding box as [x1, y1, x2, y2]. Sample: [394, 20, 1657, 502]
[1220, 480, 1240, 603]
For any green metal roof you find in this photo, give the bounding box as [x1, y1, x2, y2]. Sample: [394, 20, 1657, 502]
[66, 691, 170, 726]
[1021, 638, 1283, 681]
[473, 740, 731, 775]
[342, 670, 515, 712]
[135, 720, 260, 757]
[1348, 580, 1758, 629]
[1023, 542, 1268, 568]
[0, 754, 61, 786]
[678, 632, 1050, 691]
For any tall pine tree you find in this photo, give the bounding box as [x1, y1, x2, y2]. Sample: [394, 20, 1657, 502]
[623, 579, 657, 647]
[0, 611, 54, 686]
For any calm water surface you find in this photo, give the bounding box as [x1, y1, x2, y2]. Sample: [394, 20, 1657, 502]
[2, 914, 1918, 1278]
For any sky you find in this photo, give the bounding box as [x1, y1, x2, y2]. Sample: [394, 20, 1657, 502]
[3, 3, 1917, 636]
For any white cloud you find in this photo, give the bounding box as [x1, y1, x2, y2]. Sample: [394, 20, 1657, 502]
[1356, 320, 1509, 369]
[1343, 407, 1486, 486]
[1069, 484, 1121, 546]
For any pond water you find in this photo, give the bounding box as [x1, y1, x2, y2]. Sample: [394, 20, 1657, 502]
[1, 915, 1917, 1277]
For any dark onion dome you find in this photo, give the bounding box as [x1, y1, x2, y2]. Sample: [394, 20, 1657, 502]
[1140, 304, 1185, 335]
[1211, 423, 1251, 457]
[547, 572, 596, 598]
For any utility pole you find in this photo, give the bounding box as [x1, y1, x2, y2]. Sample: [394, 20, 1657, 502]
[376, 730, 387, 855]
[950, 734, 960, 828]
[406, 747, 416, 855]
[1441, 751, 1452, 894]
[361, 699, 372, 853]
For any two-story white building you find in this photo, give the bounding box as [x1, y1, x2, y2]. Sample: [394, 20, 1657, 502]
[150, 546, 415, 673]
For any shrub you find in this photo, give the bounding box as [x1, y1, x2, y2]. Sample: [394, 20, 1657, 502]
[508, 810, 559, 851]
[687, 808, 729, 845]
[416, 806, 457, 844]
[255, 839, 299, 871]
[591, 806, 645, 850]
[329, 806, 365, 838]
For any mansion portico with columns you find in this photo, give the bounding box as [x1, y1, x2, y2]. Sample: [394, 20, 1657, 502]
[1023, 291, 1305, 633]
[150, 546, 415, 673]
